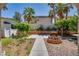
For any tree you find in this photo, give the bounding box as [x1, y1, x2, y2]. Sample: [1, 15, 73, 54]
[63, 4, 73, 19]
[55, 3, 65, 19]
[55, 3, 73, 19]
[23, 7, 35, 23]
[16, 22, 31, 32]
[55, 16, 78, 36]
[0, 3, 7, 38]
[48, 3, 56, 24]
[55, 19, 69, 36]
[13, 12, 21, 22]
[13, 22, 31, 37]
[49, 10, 54, 24]
[69, 16, 78, 32]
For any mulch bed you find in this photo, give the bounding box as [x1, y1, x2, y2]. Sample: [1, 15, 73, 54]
[47, 39, 62, 44]
[2, 39, 35, 56]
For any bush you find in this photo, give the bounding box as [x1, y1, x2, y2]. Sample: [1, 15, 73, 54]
[51, 26, 57, 31]
[55, 16, 78, 35]
[55, 19, 64, 28]
[46, 27, 51, 31]
[1, 38, 12, 46]
[16, 22, 31, 32]
[37, 25, 44, 31]
[12, 22, 31, 32]
[55, 16, 77, 32]
[11, 24, 17, 29]
[68, 16, 78, 32]
[12, 22, 31, 37]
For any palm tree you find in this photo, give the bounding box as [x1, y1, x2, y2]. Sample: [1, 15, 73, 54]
[13, 12, 21, 22]
[0, 3, 7, 38]
[55, 3, 66, 36]
[48, 3, 56, 24]
[55, 3, 65, 19]
[55, 3, 73, 19]
[63, 4, 73, 19]
[23, 7, 35, 23]
[49, 10, 54, 24]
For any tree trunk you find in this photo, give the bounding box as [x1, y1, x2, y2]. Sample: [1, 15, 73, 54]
[51, 17, 52, 24]
[28, 20, 30, 23]
[66, 12, 68, 19]
[61, 27, 63, 37]
[77, 8, 79, 56]
[0, 9, 1, 39]
[0, 10, 4, 38]
[53, 5, 55, 24]
[0, 9, 4, 56]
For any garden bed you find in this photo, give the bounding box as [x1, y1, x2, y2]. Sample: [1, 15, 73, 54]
[1, 38, 35, 56]
[44, 39, 78, 56]
[28, 31, 58, 35]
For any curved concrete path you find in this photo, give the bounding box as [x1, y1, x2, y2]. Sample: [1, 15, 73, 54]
[29, 35, 48, 56]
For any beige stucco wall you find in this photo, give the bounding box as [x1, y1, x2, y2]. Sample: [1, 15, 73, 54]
[31, 16, 53, 30]
[0, 18, 16, 37]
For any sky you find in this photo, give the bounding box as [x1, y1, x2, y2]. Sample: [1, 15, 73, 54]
[2, 3, 78, 18]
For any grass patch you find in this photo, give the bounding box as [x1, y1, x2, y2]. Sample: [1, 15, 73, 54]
[1, 38, 12, 46]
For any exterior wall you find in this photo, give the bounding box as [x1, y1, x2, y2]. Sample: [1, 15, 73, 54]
[10, 29, 17, 36]
[3, 23, 11, 37]
[4, 28, 17, 37]
[31, 16, 53, 29]
[37, 17, 52, 28]
[0, 18, 17, 37]
[0, 16, 54, 37]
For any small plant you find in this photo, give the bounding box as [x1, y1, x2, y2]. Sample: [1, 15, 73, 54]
[37, 25, 44, 31]
[17, 37, 28, 44]
[27, 47, 32, 54]
[1, 38, 12, 46]
[51, 26, 57, 31]
[13, 22, 31, 37]
[46, 26, 51, 31]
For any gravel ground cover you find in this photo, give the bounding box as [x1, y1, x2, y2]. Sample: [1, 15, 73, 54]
[44, 39, 78, 56]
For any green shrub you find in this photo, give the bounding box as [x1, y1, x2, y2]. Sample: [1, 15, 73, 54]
[37, 25, 44, 31]
[1, 38, 12, 46]
[16, 22, 31, 32]
[68, 16, 78, 31]
[46, 27, 51, 31]
[46, 26, 57, 31]
[12, 22, 31, 38]
[12, 22, 31, 32]
[55, 16, 78, 32]
[28, 47, 32, 54]
[11, 24, 17, 29]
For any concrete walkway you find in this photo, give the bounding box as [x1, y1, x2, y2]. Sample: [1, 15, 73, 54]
[29, 35, 48, 56]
